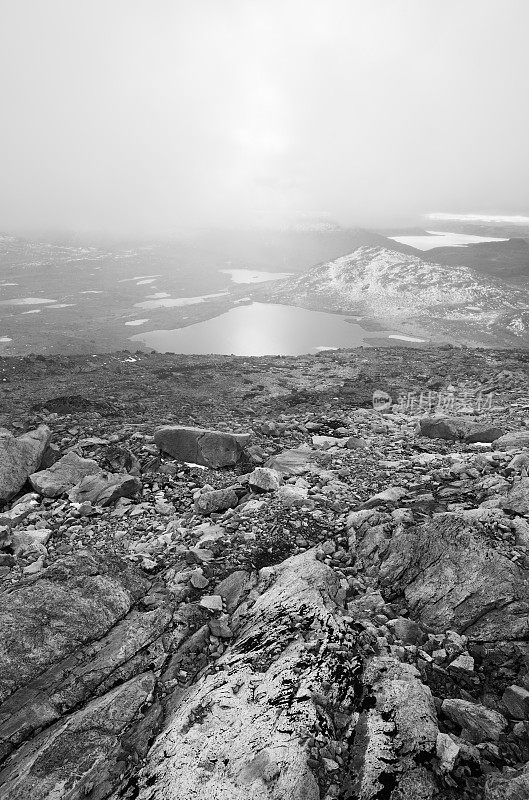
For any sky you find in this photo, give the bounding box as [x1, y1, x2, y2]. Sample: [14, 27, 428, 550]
[0, 0, 528, 234]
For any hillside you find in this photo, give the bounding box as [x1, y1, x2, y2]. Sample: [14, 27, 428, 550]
[259, 245, 529, 347]
[425, 238, 529, 282]
[2, 346, 529, 798]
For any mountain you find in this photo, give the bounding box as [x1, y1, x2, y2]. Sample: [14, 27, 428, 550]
[258, 244, 529, 347]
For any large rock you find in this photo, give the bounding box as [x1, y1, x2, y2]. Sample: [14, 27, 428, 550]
[419, 416, 504, 443]
[29, 451, 102, 497]
[357, 516, 529, 643]
[68, 472, 141, 506]
[441, 698, 507, 743]
[0, 426, 51, 502]
[154, 426, 250, 468]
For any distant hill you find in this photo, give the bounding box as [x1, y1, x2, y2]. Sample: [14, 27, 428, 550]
[190, 227, 421, 273]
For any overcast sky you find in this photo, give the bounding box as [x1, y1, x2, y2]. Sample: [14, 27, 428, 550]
[0, 0, 528, 234]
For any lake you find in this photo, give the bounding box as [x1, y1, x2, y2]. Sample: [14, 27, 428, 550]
[219, 268, 293, 284]
[390, 231, 508, 250]
[129, 302, 402, 355]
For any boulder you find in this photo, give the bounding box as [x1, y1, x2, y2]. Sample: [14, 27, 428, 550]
[441, 698, 507, 743]
[68, 472, 141, 506]
[29, 451, 102, 497]
[195, 488, 238, 515]
[154, 426, 250, 468]
[0, 426, 51, 502]
[419, 416, 504, 443]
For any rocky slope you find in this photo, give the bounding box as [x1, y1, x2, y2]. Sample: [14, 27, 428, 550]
[258, 246, 529, 347]
[2, 346, 529, 798]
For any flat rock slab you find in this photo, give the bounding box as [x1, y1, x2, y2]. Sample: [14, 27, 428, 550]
[0, 426, 51, 502]
[265, 447, 332, 477]
[29, 451, 102, 497]
[68, 472, 141, 506]
[154, 426, 251, 468]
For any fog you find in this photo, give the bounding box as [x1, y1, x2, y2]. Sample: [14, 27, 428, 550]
[1, 0, 528, 235]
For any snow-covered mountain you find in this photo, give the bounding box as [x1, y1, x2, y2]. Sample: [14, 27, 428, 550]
[258, 245, 529, 346]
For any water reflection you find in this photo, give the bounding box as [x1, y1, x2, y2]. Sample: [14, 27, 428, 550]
[130, 302, 393, 355]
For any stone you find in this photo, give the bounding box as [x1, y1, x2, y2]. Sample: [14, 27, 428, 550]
[29, 451, 102, 497]
[0, 425, 51, 501]
[346, 436, 368, 449]
[247, 467, 282, 492]
[502, 685, 529, 719]
[0, 496, 39, 527]
[154, 426, 250, 468]
[190, 570, 209, 589]
[448, 653, 475, 675]
[441, 698, 507, 743]
[68, 472, 141, 506]
[208, 614, 232, 638]
[512, 520, 529, 555]
[386, 617, 422, 645]
[195, 488, 238, 515]
[199, 594, 223, 612]
[436, 732, 460, 773]
[500, 477, 529, 514]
